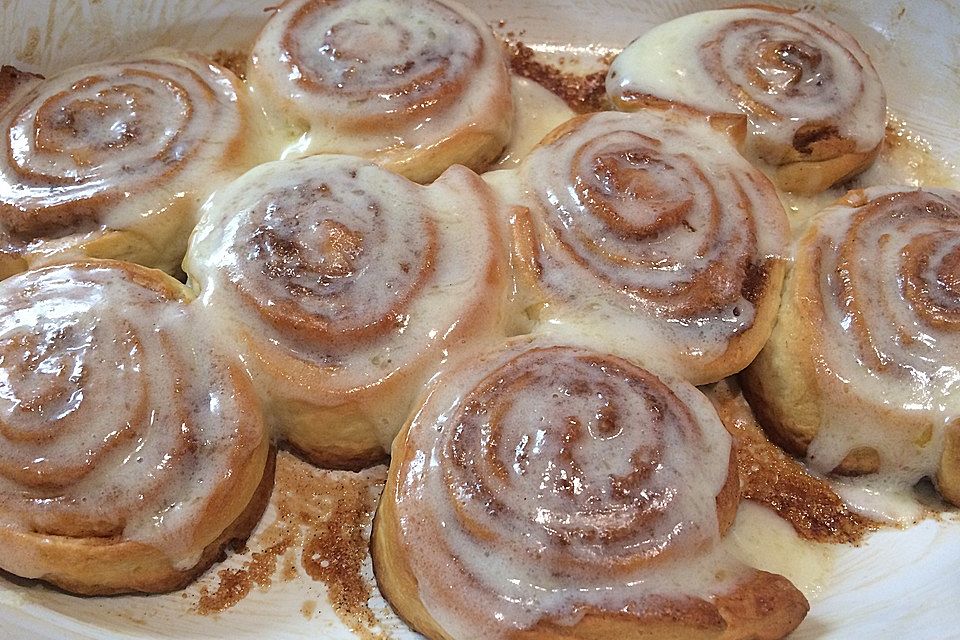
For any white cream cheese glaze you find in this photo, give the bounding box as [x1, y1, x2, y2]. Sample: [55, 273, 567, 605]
[184, 154, 511, 457]
[0, 49, 264, 276]
[797, 187, 960, 485]
[606, 8, 885, 172]
[486, 109, 789, 385]
[493, 76, 574, 169]
[0, 261, 268, 572]
[248, 0, 513, 182]
[381, 338, 806, 639]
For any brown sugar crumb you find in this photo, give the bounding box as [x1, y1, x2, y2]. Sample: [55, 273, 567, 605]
[195, 540, 292, 614]
[212, 49, 248, 80]
[505, 41, 609, 113]
[704, 378, 880, 544]
[190, 451, 388, 637]
[301, 475, 384, 639]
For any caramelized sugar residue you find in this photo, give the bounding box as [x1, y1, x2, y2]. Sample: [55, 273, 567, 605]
[880, 114, 960, 185]
[505, 41, 610, 113]
[212, 49, 248, 80]
[300, 470, 383, 638]
[193, 452, 388, 638]
[705, 378, 879, 544]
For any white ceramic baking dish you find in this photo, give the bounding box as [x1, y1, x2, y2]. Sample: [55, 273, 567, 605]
[0, 1, 957, 638]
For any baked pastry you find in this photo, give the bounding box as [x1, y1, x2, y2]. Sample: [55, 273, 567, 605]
[485, 109, 789, 385]
[184, 154, 511, 469]
[0, 260, 271, 595]
[741, 187, 960, 505]
[606, 6, 886, 194]
[247, 0, 513, 183]
[0, 50, 263, 278]
[373, 339, 809, 640]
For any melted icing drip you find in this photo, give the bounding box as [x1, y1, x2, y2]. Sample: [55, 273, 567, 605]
[800, 187, 960, 481]
[0, 261, 264, 570]
[392, 343, 743, 638]
[505, 109, 788, 382]
[606, 8, 885, 165]
[705, 378, 878, 543]
[493, 76, 574, 169]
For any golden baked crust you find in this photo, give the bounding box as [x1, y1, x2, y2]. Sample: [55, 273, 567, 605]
[0, 449, 274, 596]
[606, 4, 886, 195]
[489, 109, 789, 385]
[0, 260, 272, 594]
[742, 187, 960, 502]
[373, 340, 807, 640]
[184, 155, 512, 469]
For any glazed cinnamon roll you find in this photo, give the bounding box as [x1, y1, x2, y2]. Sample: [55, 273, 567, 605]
[0, 49, 263, 278]
[184, 154, 511, 469]
[373, 339, 809, 640]
[486, 109, 789, 385]
[742, 187, 960, 505]
[606, 6, 886, 194]
[248, 0, 513, 183]
[0, 260, 271, 595]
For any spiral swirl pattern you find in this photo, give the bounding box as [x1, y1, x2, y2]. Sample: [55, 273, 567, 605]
[248, 0, 512, 181]
[700, 15, 868, 135]
[508, 110, 788, 384]
[0, 261, 267, 579]
[232, 164, 438, 345]
[380, 342, 740, 637]
[279, 0, 479, 127]
[0, 51, 257, 273]
[606, 7, 885, 191]
[795, 187, 960, 477]
[814, 189, 960, 375]
[185, 154, 508, 465]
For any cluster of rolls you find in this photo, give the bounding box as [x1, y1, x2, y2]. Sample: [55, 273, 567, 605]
[0, 0, 515, 597]
[0, 2, 955, 640]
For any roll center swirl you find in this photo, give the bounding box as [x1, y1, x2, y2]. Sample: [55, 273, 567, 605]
[232, 169, 438, 344]
[752, 39, 824, 94]
[821, 190, 960, 380]
[282, 0, 480, 107]
[442, 348, 716, 571]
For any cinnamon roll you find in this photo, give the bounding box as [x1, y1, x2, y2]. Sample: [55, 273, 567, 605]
[0, 260, 271, 595]
[184, 154, 511, 469]
[373, 339, 809, 640]
[741, 187, 960, 505]
[248, 0, 513, 183]
[0, 50, 263, 278]
[606, 6, 886, 194]
[486, 109, 789, 385]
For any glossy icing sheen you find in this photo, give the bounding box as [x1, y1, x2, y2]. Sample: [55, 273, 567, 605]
[491, 109, 788, 383]
[248, 0, 511, 172]
[0, 50, 258, 274]
[392, 343, 738, 637]
[493, 76, 574, 169]
[798, 187, 960, 480]
[184, 154, 507, 448]
[0, 262, 264, 570]
[607, 8, 885, 164]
